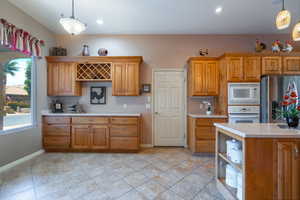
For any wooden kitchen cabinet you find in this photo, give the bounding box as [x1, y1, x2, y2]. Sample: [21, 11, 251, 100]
[71, 125, 90, 149]
[188, 58, 219, 96]
[112, 62, 140, 96]
[276, 141, 300, 200]
[42, 117, 71, 150]
[90, 125, 110, 149]
[188, 117, 227, 153]
[226, 56, 261, 82]
[262, 56, 282, 75]
[226, 57, 244, 82]
[42, 116, 141, 152]
[47, 62, 81, 96]
[243, 56, 261, 81]
[283, 57, 300, 75]
[71, 125, 109, 150]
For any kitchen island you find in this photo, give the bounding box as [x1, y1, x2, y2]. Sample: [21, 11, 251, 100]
[42, 112, 141, 152]
[214, 123, 300, 200]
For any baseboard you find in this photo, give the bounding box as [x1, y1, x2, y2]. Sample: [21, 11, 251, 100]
[140, 144, 153, 148]
[0, 149, 44, 174]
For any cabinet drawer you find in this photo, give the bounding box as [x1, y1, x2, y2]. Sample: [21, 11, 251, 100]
[195, 140, 215, 153]
[196, 118, 227, 126]
[72, 117, 109, 124]
[195, 127, 215, 140]
[111, 117, 138, 125]
[110, 137, 139, 150]
[110, 126, 138, 137]
[43, 117, 71, 124]
[43, 136, 70, 148]
[43, 125, 70, 136]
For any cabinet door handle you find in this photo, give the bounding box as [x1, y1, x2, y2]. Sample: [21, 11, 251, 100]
[295, 145, 299, 159]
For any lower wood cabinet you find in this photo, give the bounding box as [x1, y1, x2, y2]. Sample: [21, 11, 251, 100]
[42, 116, 140, 152]
[71, 125, 93, 149]
[188, 117, 227, 153]
[276, 140, 300, 200]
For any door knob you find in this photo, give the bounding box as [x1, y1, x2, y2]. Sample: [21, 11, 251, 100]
[155, 112, 159, 114]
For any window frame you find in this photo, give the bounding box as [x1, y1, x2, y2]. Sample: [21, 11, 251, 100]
[0, 56, 37, 135]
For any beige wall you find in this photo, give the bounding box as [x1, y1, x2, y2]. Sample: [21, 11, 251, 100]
[56, 34, 296, 145]
[0, 1, 55, 166]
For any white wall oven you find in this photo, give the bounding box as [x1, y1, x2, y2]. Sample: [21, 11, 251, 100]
[228, 83, 260, 105]
[228, 106, 260, 123]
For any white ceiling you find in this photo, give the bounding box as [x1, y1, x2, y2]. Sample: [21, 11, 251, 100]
[8, 0, 300, 35]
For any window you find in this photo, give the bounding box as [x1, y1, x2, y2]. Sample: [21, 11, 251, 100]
[0, 57, 36, 132]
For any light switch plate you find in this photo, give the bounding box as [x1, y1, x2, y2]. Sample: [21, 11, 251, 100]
[123, 104, 127, 109]
[147, 96, 151, 103]
[146, 104, 151, 109]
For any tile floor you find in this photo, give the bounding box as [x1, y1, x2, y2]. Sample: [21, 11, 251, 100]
[0, 148, 224, 200]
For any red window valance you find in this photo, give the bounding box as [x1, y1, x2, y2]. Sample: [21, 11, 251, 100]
[0, 18, 45, 57]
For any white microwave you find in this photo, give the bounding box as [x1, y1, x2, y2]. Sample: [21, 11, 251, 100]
[228, 83, 260, 105]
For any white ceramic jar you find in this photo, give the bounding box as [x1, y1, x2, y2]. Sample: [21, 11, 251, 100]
[226, 139, 242, 164]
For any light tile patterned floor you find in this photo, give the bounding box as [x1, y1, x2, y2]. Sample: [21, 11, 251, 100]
[0, 148, 224, 200]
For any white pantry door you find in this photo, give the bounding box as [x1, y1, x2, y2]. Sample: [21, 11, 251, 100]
[153, 69, 185, 146]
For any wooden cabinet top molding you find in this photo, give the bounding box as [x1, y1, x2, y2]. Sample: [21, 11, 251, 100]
[46, 56, 143, 63]
[188, 57, 218, 63]
[187, 52, 300, 62]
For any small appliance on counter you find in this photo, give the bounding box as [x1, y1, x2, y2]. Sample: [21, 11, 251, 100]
[201, 101, 213, 115]
[66, 103, 84, 113]
[52, 100, 64, 113]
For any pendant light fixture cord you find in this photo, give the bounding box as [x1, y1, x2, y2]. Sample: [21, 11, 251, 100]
[282, 0, 285, 10]
[72, 0, 75, 18]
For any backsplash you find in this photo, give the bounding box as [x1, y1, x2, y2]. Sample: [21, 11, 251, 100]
[48, 82, 216, 114]
[188, 96, 216, 114]
[48, 82, 149, 113]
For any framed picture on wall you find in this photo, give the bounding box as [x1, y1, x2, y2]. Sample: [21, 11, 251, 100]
[90, 87, 106, 104]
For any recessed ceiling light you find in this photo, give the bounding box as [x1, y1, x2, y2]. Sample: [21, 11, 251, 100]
[215, 6, 223, 14]
[96, 19, 104, 25]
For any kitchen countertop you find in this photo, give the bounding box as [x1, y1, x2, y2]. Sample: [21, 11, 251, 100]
[188, 113, 228, 118]
[41, 111, 141, 117]
[214, 123, 300, 138]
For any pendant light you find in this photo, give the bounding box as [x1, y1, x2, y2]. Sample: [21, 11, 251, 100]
[292, 4, 300, 41]
[275, 0, 291, 30]
[59, 0, 87, 35]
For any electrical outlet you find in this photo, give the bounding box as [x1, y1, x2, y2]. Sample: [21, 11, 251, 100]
[123, 104, 127, 109]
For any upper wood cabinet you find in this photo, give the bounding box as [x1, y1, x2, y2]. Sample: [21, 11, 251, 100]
[226, 57, 244, 82]
[276, 141, 300, 200]
[262, 56, 282, 75]
[226, 56, 261, 82]
[46, 56, 143, 97]
[283, 57, 300, 75]
[112, 62, 140, 96]
[47, 62, 81, 96]
[244, 56, 261, 81]
[188, 58, 219, 96]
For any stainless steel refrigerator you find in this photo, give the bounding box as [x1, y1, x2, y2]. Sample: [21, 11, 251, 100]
[260, 75, 300, 123]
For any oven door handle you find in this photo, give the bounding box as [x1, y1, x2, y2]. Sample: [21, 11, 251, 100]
[229, 114, 260, 118]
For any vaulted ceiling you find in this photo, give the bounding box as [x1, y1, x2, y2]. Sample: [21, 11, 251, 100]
[8, 0, 300, 35]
